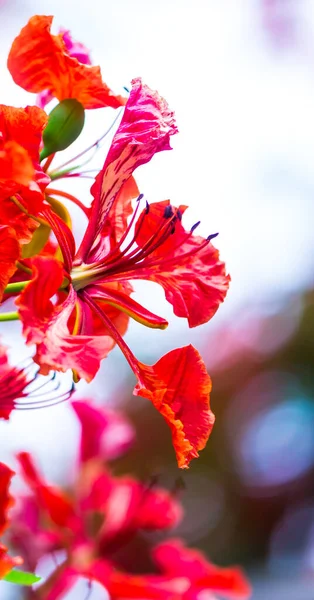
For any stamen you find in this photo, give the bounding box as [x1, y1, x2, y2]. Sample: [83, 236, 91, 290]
[163, 205, 174, 218]
[0, 361, 74, 412]
[207, 232, 219, 241]
[190, 221, 201, 233]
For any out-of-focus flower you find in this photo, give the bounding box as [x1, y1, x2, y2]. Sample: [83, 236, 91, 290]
[15, 77, 227, 467]
[11, 450, 182, 596]
[9, 402, 250, 599]
[72, 400, 134, 462]
[0, 463, 23, 579]
[7, 15, 126, 110]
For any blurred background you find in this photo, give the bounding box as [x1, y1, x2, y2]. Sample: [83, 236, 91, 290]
[1, 0, 314, 598]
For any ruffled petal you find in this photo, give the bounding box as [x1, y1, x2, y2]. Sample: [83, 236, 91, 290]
[78, 78, 178, 260]
[8, 15, 126, 109]
[132, 200, 230, 327]
[134, 345, 214, 469]
[153, 540, 252, 599]
[0, 225, 20, 303]
[0, 104, 49, 214]
[17, 257, 115, 381]
[72, 400, 134, 463]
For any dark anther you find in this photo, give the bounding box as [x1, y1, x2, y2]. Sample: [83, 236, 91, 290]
[137, 193, 144, 202]
[163, 205, 174, 219]
[207, 232, 219, 241]
[190, 221, 201, 233]
[177, 209, 183, 221]
[145, 201, 150, 214]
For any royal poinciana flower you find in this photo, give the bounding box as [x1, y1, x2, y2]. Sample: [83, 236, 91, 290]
[13, 78, 229, 467]
[7, 15, 126, 110]
[0, 463, 23, 579]
[8, 401, 251, 599]
[0, 343, 73, 420]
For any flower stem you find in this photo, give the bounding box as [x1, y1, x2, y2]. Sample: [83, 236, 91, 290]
[4, 281, 29, 294]
[42, 152, 56, 172]
[0, 312, 20, 321]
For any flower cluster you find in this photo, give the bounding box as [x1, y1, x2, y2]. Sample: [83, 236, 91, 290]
[6, 399, 251, 599]
[0, 13, 246, 595]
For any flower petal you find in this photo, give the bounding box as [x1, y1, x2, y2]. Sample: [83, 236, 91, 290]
[0, 104, 49, 213]
[0, 141, 34, 190]
[0, 462, 15, 535]
[78, 78, 178, 260]
[131, 200, 230, 327]
[17, 257, 114, 381]
[8, 15, 126, 109]
[134, 345, 214, 469]
[72, 400, 134, 463]
[153, 540, 252, 599]
[99, 477, 182, 541]
[17, 452, 77, 530]
[0, 225, 20, 303]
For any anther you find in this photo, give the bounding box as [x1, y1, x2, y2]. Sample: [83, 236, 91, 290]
[207, 232, 219, 241]
[137, 193, 144, 202]
[145, 201, 150, 214]
[177, 209, 182, 221]
[163, 205, 174, 219]
[190, 221, 201, 233]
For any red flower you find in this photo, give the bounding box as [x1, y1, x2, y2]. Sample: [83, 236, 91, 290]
[0, 463, 23, 579]
[9, 426, 251, 599]
[7, 15, 126, 110]
[10, 444, 182, 597]
[16, 78, 229, 467]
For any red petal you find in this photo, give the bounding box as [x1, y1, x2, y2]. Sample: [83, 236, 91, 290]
[132, 200, 230, 327]
[134, 345, 214, 468]
[153, 540, 252, 599]
[8, 16, 126, 110]
[17, 257, 115, 381]
[90, 284, 168, 330]
[0, 105, 47, 164]
[100, 477, 182, 540]
[17, 452, 77, 530]
[72, 400, 134, 463]
[0, 140, 34, 190]
[0, 462, 15, 535]
[104, 175, 140, 245]
[0, 225, 20, 302]
[78, 78, 178, 260]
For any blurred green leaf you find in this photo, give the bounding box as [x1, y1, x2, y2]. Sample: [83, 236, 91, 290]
[3, 570, 41, 586]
